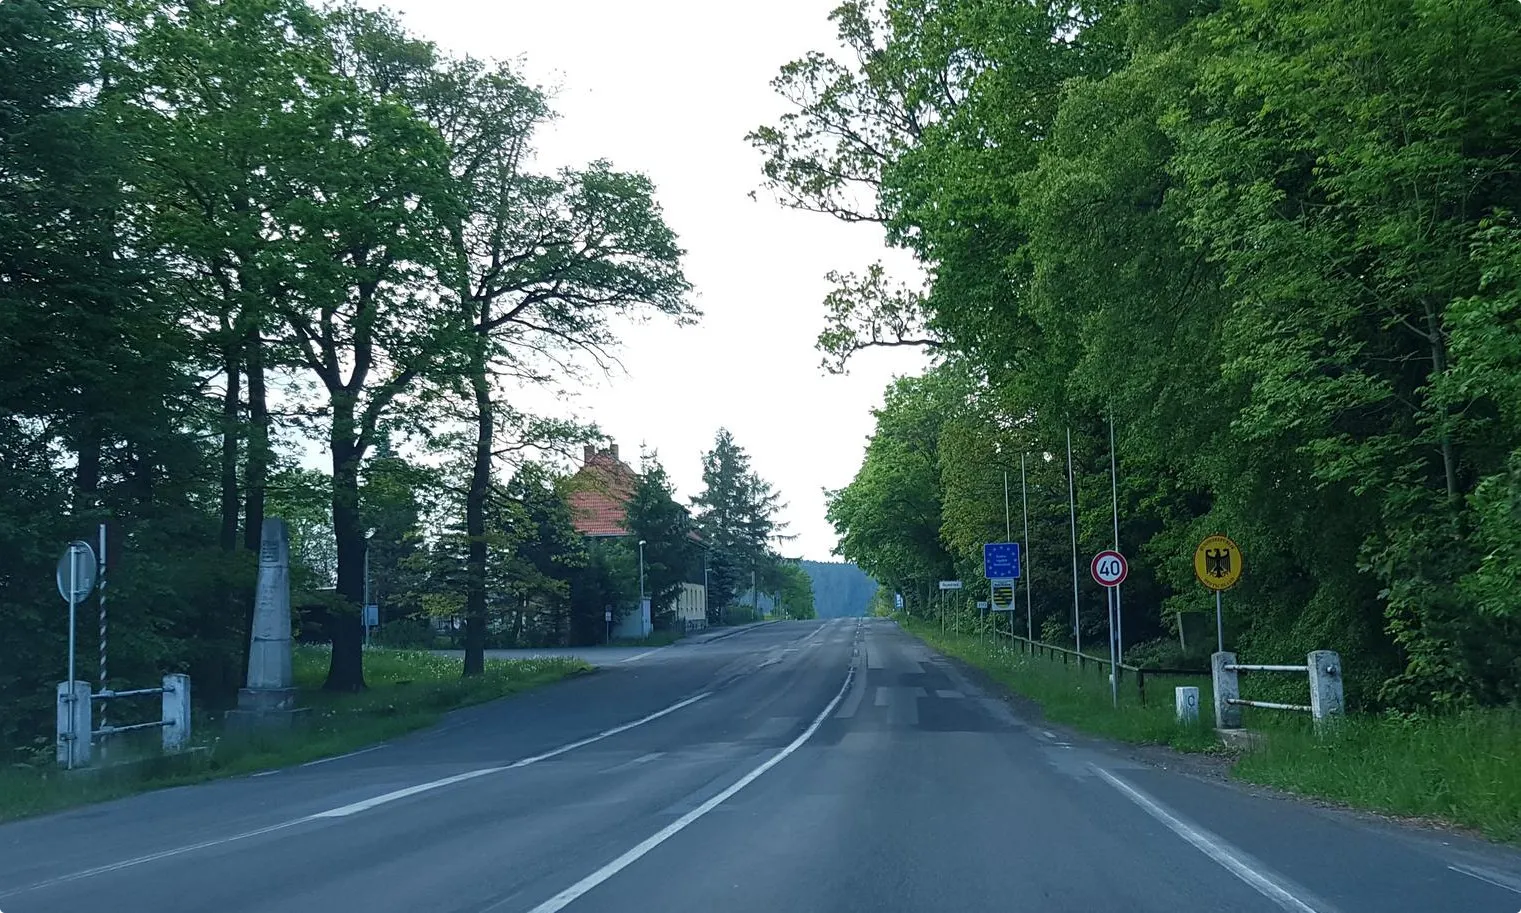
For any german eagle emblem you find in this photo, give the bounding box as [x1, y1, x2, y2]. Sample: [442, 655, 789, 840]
[1205, 547, 1232, 579]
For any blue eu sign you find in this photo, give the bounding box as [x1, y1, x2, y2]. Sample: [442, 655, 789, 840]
[984, 542, 1021, 578]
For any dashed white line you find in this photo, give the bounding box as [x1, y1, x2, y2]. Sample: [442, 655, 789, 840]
[1092, 766, 1321, 913]
[3, 691, 712, 897]
[301, 743, 386, 768]
[619, 649, 662, 664]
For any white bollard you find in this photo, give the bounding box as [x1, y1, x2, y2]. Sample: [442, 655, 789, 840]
[1175, 686, 1200, 724]
[162, 673, 191, 752]
[56, 680, 92, 768]
[1211, 651, 1241, 729]
[1306, 650, 1344, 727]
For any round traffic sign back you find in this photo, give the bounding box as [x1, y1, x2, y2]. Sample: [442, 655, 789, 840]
[56, 540, 98, 603]
[1090, 550, 1128, 587]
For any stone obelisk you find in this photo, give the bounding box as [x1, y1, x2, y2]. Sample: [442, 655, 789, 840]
[230, 518, 301, 726]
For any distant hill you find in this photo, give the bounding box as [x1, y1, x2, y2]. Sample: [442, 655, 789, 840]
[798, 560, 875, 618]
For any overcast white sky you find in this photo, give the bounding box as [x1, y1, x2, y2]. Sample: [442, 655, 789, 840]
[376, 0, 925, 560]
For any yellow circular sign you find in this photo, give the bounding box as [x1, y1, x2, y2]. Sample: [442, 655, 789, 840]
[1193, 535, 1243, 591]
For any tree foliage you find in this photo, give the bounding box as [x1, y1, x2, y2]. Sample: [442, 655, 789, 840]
[765, 0, 1521, 708]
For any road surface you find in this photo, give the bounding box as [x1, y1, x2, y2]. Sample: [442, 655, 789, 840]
[2, 619, 1519, 913]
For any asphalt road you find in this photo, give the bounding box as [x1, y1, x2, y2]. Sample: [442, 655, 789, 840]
[2, 618, 1519, 913]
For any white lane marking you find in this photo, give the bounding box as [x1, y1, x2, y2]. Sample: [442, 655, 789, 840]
[1449, 862, 1521, 895]
[4, 692, 712, 896]
[518, 667, 856, 913]
[0, 819, 307, 898]
[501, 692, 709, 770]
[1092, 766, 1321, 913]
[935, 689, 964, 699]
[619, 649, 662, 664]
[301, 744, 386, 768]
[1042, 730, 1058, 740]
[249, 769, 280, 778]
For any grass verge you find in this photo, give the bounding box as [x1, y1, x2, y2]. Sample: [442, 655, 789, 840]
[0, 646, 588, 823]
[906, 616, 1521, 843]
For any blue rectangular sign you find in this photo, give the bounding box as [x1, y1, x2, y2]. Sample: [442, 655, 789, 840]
[983, 542, 1021, 579]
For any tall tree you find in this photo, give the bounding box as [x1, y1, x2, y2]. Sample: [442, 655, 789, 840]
[692, 429, 785, 616]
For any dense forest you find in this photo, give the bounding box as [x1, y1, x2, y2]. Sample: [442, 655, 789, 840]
[755, 0, 1521, 710]
[0, 0, 809, 751]
[798, 560, 875, 618]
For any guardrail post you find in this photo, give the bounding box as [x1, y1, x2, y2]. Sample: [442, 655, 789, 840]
[1136, 669, 1146, 705]
[1306, 651, 1344, 727]
[162, 673, 191, 752]
[56, 680, 92, 768]
[1175, 686, 1200, 724]
[1212, 652, 1241, 729]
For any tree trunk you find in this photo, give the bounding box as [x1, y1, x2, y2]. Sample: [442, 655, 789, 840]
[243, 329, 269, 550]
[1423, 303, 1459, 503]
[75, 417, 102, 512]
[218, 342, 241, 552]
[463, 362, 493, 676]
[324, 401, 367, 691]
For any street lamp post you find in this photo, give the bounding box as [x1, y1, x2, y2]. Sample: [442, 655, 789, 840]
[638, 540, 647, 636]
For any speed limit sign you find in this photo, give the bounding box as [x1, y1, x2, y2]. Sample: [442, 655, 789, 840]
[1090, 550, 1128, 587]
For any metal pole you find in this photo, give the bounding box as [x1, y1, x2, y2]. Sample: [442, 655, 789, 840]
[1021, 454, 1032, 642]
[1108, 587, 1118, 708]
[1109, 415, 1122, 664]
[1003, 470, 1012, 541]
[363, 542, 371, 648]
[97, 524, 107, 752]
[67, 547, 78, 770]
[1216, 590, 1224, 652]
[1066, 428, 1081, 655]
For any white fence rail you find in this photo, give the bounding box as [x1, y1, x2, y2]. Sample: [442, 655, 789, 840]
[56, 673, 190, 768]
[1211, 651, 1343, 730]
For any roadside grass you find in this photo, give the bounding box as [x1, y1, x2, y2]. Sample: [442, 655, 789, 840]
[910, 619, 1217, 752]
[906, 617, 1521, 842]
[1235, 710, 1521, 842]
[0, 647, 588, 823]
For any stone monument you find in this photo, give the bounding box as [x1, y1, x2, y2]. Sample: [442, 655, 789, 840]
[229, 518, 302, 727]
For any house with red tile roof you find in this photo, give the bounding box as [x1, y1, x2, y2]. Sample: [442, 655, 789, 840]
[567, 442, 708, 635]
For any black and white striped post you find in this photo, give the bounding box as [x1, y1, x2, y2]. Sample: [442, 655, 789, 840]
[98, 522, 108, 743]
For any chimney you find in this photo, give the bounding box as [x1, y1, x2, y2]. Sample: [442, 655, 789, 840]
[609, 442, 619, 462]
[583, 444, 595, 464]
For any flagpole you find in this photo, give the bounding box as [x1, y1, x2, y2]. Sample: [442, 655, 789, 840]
[1067, 427, 1080, 656]
[1021, 453, 1032, 642]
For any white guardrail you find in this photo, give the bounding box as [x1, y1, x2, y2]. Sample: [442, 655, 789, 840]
[1210, 651, 1343, 730]
[56, 674, 190, 768]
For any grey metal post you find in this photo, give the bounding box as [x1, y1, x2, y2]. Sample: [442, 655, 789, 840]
[1021, 453, 1032, 642]
[1003, 470, 1011, 541]
[1175, 686, 1200, 724]
[1215, 590, 1224, 652]
[1109, 416, 1122, 665]
[1306, 650, 1344, 726]
[1107, 588, 1118, 707]
[1211, 651, 1241, 728]
[162, 673, 191, 752]
[56, 680, 91, 768]
[1066, 428, 1081, 655]
[363, 539, 371, 648]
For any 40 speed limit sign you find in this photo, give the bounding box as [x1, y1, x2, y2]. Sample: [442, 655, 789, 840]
[1090, 550, 1128, 588]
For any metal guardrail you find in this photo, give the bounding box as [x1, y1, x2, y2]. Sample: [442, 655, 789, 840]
[1212, 651, 1343, 730]
[57, 674, 190, 768]
[989, 628, 1206, 706]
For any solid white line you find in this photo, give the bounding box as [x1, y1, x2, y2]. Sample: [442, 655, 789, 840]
[1092, 766, 1321, 913]
[301, 743, 386, 768]
[619, 649, 661, 663]
[4, 691, 712, 896]
[518, 667, 855, 913]
[1449, 863, 1521, 895]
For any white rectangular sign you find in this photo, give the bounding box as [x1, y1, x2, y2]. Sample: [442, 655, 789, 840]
[938, 580, 963, 591]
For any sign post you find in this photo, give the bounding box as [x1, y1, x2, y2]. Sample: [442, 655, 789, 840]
[1193, 535, 1243, 652]
[56, 540, 98, 769]
[939, 580, 962, 635]
[1090, 550, 1128, 707]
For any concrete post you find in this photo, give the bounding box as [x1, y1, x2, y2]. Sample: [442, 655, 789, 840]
[1211, 651, 1241, 729]
[162, 673, 191, 752]
[1175, 686, 1200, 724]
[1306, 650, 1344, 726]
[56, 680, 92, 768]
